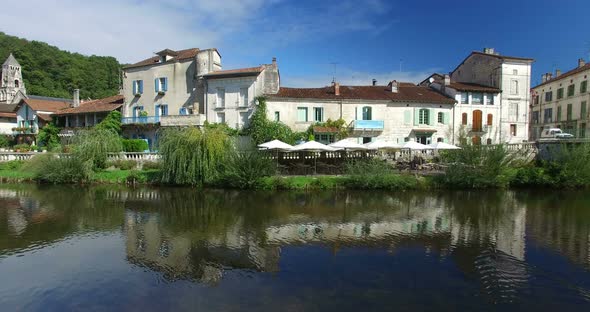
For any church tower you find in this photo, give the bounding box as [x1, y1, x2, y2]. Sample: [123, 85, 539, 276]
[0, 53, 26, 104]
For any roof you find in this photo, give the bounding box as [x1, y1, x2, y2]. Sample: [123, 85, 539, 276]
[204, 66, 264, 79]
[2, 53, 20, 67]
[0, 112, 16, 118]
[418, 73, 444, 86]
[28, 95, 73, 103]
[37, 113, 53, 122]
[447, 82, 501, 92]
[56, 94, 124, 115]
[269, 83, 456, 104]
[313, 126, 339, 133]
[0, 104, 18, 113]
[20, 98, 71, 112]
[124, 48, 218, 69]
[451, 50, 534, 76]
[533, 63, 590, 89]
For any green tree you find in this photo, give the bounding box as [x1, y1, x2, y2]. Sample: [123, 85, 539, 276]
[244, 96, 295, 145]
[37, 123, 61, 151]
[96, 111, 122, 134]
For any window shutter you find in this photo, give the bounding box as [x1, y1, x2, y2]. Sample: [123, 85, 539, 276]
[404, 110, 411, 124]
[163, 78, 168, 91]
[429, 109, 435, 125]
[444, 112, 450, 125]
[414, 108, 419, 126]
[132, 81, 137, 95]
[155, 105, 160, 117]
[155, 78, 159, 92]
[138, 80, 143, 94]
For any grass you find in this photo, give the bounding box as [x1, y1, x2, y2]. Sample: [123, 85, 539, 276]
[0, 166, 160, 185]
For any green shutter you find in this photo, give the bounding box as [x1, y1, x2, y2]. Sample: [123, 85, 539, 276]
[444, 112, 450, 125]
[428, 109, 435, 125]
[414, 108, 419, 125]
[404, 110, 411, 124]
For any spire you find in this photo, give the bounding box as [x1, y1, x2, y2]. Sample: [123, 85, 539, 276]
[3, 53, 20, 67]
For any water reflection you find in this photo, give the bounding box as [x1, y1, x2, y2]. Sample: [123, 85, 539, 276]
[1, 186, 590, 309]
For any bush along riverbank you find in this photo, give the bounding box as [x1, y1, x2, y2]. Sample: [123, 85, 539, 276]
[2, 126, 590, 190]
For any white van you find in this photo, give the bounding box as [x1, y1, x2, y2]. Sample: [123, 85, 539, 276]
[540, 128, 574, 140]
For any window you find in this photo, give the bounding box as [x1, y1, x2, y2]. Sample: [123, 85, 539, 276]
[216, 112, 225, 123]
[14, 80, 19, 88]
[509, 102, 519, 119]
[462, 113, 468, 125]
[155, 77, 168, 92]
[582, 101, 587, 119]
[486, 138, 493, 145]
[532, 111, 539, 124]
[297, 107, 308, 122]
[437, 112, 444, 124]
[314, 107, 324, 122]
[567, 103, 573, 121]
[557, 88, 564, 99]
[132, 106, 144, 118]
[132, 80, 143, 95]
[567, 84, 575, 97]
[240, 87, 249, 107]
[513, 69, 518, 75]
[510, 124, 517, 136]
[557, 106, 562, 121]
[437, 137, 443, 143]
[534, 95, 539, 105]
[510, 80, 519, 95]
[362, 106, 372, 120]
[472, 92, 483, 105]
[156, 104, 168, 116]
[545, 91, 553, 102]
[544, 108, 553, 123]
[418, 109, 430, 125]
[581, 123, 587, 138]
[487, 114, 493, 126]
[581, 81, 588, 93]
[216, 88, 225, 107]
[486, 93, 494, 105]
[179, 107, 188, 115]
[274, 111, 280, 122]
[239, 112, 248, 127]
[460, 92, 468, 104]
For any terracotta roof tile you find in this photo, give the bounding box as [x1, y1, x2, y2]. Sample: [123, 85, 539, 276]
[37, 113, 53, 122]
[204, 66, 264, 78]
[56, 95, 124, 115]
[533, 63, 590, 89]
[22, 98, 71, 112]
[269, 84, 455, 104]
[0, 104, 17, 113]
[447, 82, 501, 92]
[313, 126, 339, 133]
[0, 112, 16, 118]
[124, 48, 202, 69]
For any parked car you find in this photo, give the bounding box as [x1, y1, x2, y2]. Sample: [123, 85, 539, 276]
[540, 128, 574, 140]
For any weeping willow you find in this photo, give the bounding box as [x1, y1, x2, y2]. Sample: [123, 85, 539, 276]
[72, 128, 123, 170]
[158, 127, 232, 186]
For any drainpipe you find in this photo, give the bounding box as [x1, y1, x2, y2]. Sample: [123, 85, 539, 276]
[452, 103, 456, 144]
[204, 79, 208, 124]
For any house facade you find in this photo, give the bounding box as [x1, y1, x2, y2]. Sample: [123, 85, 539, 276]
[266, 81, 456, 145]
[443, 48, 533, 143]
[204, 58, 279, 129]
[530, 58, 590, 140]
[54, 93, 124, 128]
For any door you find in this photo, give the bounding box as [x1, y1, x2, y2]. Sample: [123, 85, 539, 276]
[472, 110, 482, 132]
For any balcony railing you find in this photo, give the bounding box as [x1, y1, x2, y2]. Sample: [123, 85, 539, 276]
[352, 120, 384, 130]
[121, 116, 160, 125]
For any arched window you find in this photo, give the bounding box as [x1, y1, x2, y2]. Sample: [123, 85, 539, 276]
[419, 109, 430, 125]
[14, 80, 19, 88]
[462, 113, 468, 125]
[486, 138, 492, 145]
[362, 106, 372, 120]
[472, 110, 482, 131]
[487, 114, 493, 126]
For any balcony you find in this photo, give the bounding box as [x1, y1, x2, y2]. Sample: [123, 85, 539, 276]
[121, 116, 160, 125]
[351, 120, 384, 131]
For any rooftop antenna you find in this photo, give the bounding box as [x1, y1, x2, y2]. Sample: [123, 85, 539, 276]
[329, 62, 339, 83]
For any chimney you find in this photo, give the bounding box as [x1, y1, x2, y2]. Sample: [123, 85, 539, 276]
[443, 74, 451, 86]
[73, 89, 80, 108]
[372, 79, 377, 86]
[272, 57, 277, 66]
[547, 72, 553, 81]
[390, 80, 398, 93]
[483, 47, 495, 55]
[334, 82, 340, 96]
[579, 58, 586, 68]
[541, 74, 547, 83]
[555, 69, 561, 77]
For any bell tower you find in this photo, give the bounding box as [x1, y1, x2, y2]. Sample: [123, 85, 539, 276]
[0, 53, 26, 104]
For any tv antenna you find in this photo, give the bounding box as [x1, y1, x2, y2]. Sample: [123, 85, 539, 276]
[329, 62, 339, 83]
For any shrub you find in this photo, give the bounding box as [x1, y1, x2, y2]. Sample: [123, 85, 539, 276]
[96, 111, 122, 134]
[106, 159, 137, 170]
[345, 158, 394, 175]
[341, 173, 418, 190]
[121, 139, 149, 152]
[0, 160, 24, 171]
[510, 166, 553, 187]
[126, 170, 147, 185]
[217, 150, 275, 189]
[13, 144, 33, 152]
[542, 143, 590, 187]
[24, 154, 92, 184]
[0, 135, 11, 148]
[158, 127, 231, 186]
[37, 123, 61, 151]
[141, 161, 161, 170]
[72, 128, 123, 170]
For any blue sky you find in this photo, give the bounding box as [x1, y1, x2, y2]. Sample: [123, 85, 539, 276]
[1, 0, 588, 87]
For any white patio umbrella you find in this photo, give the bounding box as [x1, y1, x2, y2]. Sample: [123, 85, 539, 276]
[329, 139, 368, 151]
[364, 140, 402, 150]
[428, 142, 461, 150]
[291, 141, 337, 174]
[402, 141, 430, 150]
[258, 139, 293, 150]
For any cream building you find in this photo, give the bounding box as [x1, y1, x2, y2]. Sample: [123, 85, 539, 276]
[266, 81, 456, 145]
[530, 58, 590, 140]
[425, 48, 534, 144]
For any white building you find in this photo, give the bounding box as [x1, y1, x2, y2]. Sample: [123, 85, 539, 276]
[204, 58, 279, 129]
[425, 48, 534, 144]
[266, 81, 456, 145]
[530, 58, 590, 140]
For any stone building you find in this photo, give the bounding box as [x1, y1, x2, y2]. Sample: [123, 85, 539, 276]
[530, 58, 590, 140]
[0, 54, 27, 105]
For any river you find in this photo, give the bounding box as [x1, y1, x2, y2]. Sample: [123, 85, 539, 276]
[0, 185, 589, 311]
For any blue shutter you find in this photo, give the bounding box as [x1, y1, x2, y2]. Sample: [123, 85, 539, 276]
[155, 78, 159, 92]
[163, 78, 168, 91]
[132, 81, 137, 95]
[162, 105, 168, 116]
[132, 106, 137, 118]
[138, 80, 143, 94]
[155, 105, 160, 117]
